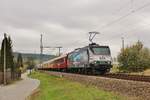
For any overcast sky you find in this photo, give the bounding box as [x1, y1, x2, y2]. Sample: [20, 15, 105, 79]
[0, 0, 150, 57]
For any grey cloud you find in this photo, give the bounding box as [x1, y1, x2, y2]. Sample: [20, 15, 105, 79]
[0, 0, 150, 57]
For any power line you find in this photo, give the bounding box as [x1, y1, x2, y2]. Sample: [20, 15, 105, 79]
[66, 1, 150, 48]
[114, 13, 150, 36]
[133, 1, 150, 12]
[100, 12, 132, 30]
[88, 1, 133, 32]
[112, 0, 132, 14]
[95, 1, 150, 31]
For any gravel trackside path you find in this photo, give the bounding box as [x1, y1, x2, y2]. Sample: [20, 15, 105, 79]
[0, 73, 40, 100]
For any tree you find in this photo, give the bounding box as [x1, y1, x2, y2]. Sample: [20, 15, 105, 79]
[17, 53, 23, 68]
[0, 34, 14, 78]
[16, 53, 23, 78]
[7, 36, 15, 79]
[0, 34, 8, 71]
[0, 50, 2, 71]
[118, 41, 150, 72]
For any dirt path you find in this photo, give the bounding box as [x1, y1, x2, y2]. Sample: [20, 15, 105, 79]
[0, 73, 40, 100]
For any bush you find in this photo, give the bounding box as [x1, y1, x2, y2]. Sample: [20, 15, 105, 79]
[118, 41, 150, 72]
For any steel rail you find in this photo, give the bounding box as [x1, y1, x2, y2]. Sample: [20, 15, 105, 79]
[102, 73, 150, 82]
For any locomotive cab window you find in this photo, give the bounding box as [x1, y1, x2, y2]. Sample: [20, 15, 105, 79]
[91, 47, 110, 55]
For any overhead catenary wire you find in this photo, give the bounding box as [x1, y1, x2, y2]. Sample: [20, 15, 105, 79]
[71, 1, 135, 47]
[110, 0, 135, 17]
[64, 1, 150, 52]
[90, 2, 150, 48]
[94, 1, 150, 31]
[110, 5, 150, 39]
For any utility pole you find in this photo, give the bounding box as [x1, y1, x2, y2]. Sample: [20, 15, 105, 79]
[121, 37, 124, 51]
[56, 47, 62, 56]
[40, 34, 43, 68]
[3, 33, 7, 85]
[40, 34, 43, 55]
[89, 31, 100, 43]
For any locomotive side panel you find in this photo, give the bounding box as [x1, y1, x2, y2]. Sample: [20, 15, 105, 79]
[67, 49, 89, 68]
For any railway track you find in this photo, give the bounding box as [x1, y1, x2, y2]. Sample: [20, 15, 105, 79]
[40, 69, 150, 82]
[102, 73, 150, 82]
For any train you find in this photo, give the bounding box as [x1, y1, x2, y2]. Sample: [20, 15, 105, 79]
[38, 43, 112, 75]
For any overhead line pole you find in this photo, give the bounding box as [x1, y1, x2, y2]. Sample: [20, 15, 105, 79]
[40, 34, 43, 68]
[57, 47, 62, 56]
[122, 36, 125, 51]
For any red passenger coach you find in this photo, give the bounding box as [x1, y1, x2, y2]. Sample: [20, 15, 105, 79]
[52, 55, 67, 69]
[42, 55, 68, 71]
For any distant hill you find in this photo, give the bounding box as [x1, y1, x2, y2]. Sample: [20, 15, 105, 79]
[13, 52, 56, 63]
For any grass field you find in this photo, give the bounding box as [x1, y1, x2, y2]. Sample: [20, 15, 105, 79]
[29, 72, 126, 100]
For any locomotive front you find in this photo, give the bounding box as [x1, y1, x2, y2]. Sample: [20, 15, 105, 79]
[88, 43, 112, 73]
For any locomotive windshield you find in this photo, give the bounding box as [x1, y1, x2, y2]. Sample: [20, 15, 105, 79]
[91, 46, 110, 55]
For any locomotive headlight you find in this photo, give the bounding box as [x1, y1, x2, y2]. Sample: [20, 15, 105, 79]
[89, 57, 94, 60]
[90, 58, 97, 64]
[107, 61, 111, 64]
[90, 57, 97, 61]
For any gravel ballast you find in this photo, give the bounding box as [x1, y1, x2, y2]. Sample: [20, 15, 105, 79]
[42, 71, 150, 100]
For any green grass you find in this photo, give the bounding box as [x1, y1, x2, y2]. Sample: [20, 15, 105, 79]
[29, 72, 125, 100]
